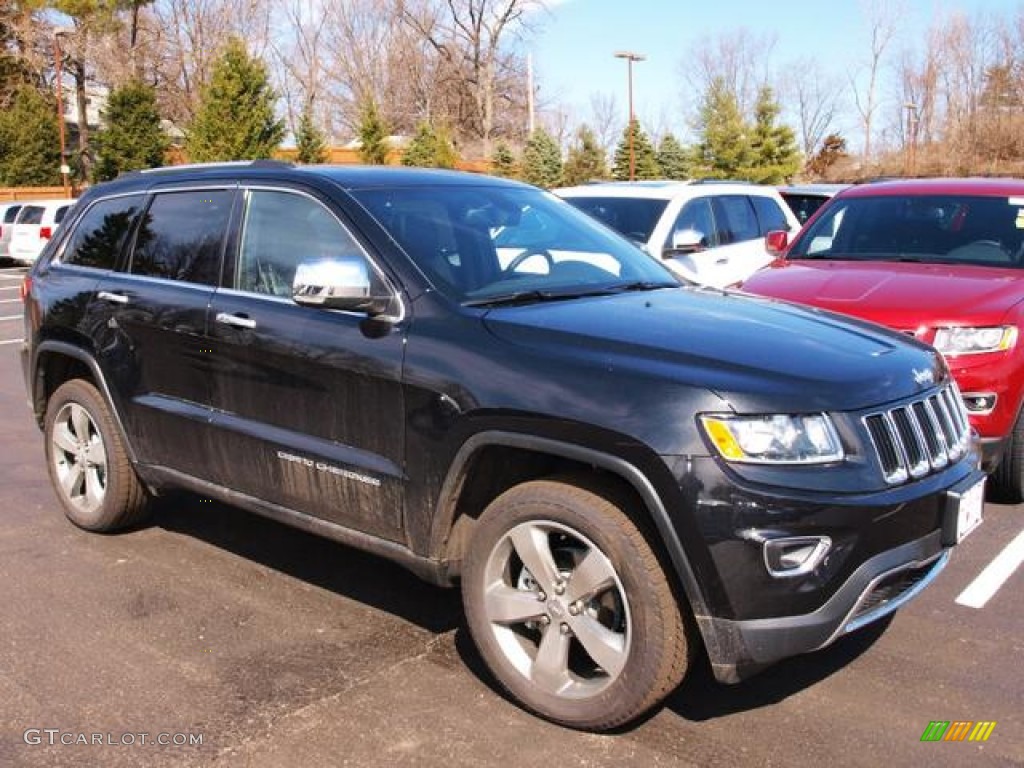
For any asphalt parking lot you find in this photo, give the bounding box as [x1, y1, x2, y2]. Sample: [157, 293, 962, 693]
[0, 264, 1020, 767]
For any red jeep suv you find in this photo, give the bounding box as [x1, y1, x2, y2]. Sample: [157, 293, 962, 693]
[743, 178, 1023, 499]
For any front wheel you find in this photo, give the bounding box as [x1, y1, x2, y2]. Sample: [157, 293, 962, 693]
[993, 410, 1024, 502]
[461, 478, 691, 731]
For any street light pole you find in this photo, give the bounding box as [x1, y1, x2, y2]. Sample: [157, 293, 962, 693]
[53, 30, 70, 197]
[904, 102, 919, 177]
[614, 51, 645, 181]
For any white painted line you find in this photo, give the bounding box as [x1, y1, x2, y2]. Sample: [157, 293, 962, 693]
[955, 529, 1024, 609]
[0, 338, 23, 345]
[0, 298, 21, 303]
[0, 285, 20, 290]
[0, 314, 21, 321]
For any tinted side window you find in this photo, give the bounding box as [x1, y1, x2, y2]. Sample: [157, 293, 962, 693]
[712, 195, 759, 244]
[54, 205, 71, 224]
[237, 189, 367, 297]
[19, 206, 44, 225]
[750, 195, 789, 234]
[62, 196, 143, 270]
[3, 206, 21, 224]
[673, 198, 717, 248]
[131, 190, 233, 285]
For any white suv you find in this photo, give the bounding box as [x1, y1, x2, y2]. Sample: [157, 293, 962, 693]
[9, 199, 74, 265]
[555, 181, 801, 289]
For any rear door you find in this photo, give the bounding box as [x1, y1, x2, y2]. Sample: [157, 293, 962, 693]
[10, 204, 44, 262]
[89, 184, 236, 479]
[0, 204, 23, 256]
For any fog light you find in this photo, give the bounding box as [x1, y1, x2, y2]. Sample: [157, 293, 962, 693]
[763, 536, 831, 578]
[961, 393, 996, 414]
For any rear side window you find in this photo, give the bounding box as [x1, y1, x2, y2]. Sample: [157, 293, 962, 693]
[3, 206, 21, 224]
[18, 206, 44, 225]
[130, 189, 233, 285]
[61, 196, 144, 270]
[750, 195, 789, 234]
[55, 205, 70, 224]
[712, 196, 759, 244]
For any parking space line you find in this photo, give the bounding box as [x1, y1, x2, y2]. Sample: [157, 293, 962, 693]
[955, 529, 1024, 608]
[0, 315, 21, 321]
[0, 299, 21, 303]
[0, 339, 23, 345]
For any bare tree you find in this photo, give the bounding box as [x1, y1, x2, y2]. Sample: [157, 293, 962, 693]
[270, 0, 329, 140]
[849, 0, 902, 159]
[784, 56, 839, 157]
[680, 28, 778, 119]
[587, 91, 619, 157]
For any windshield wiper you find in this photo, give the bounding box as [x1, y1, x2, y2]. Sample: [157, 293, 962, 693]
[463, 290, 574, 308]
[609, 280, 679, 292]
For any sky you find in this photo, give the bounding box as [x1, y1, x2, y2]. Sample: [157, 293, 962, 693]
[529, 0, 1022, 145]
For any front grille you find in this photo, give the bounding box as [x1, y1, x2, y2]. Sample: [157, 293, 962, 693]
[849, 560, 935, 623]
[863, 383, 970, 485]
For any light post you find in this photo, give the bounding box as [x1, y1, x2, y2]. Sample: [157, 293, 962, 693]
[904, 102, 919, 177]
[53, 29, 71, 196]
[614, 50, 645, 181]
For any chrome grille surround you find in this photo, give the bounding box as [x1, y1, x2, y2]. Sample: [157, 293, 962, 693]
[862, 382, 971, 485]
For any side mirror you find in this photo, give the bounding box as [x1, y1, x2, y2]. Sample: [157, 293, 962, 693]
[292, 256, 391, 316]
[664, 228, 705, 257]
[765, 230, 790, 257]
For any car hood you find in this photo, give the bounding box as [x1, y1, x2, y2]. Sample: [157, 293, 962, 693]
[481, 287, 946, 414]
[743, 260, 1024, 328]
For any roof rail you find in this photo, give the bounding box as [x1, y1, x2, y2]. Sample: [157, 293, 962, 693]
[691, 178, 752, 185]
[124, 159, 295, 176]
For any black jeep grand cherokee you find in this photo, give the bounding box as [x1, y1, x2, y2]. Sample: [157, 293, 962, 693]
[20, 163, 984, 730]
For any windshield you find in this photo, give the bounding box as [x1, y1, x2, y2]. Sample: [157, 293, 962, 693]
[789, 194, 1024, 268]
[351, 185, 679, 304]
[558, 196, 669, 244]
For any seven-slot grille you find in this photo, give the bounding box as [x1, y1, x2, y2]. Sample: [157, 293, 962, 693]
[863, 383, 971, 485]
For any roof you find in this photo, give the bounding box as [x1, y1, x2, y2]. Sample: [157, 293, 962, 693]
[779, 183, 850, 197]
[840, 177, 1024, 199]
[554, 180, 772, 201]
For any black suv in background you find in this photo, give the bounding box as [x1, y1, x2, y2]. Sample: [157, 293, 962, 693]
[20, 163, 984, 731]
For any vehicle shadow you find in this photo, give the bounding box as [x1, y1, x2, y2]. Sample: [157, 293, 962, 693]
[665, 614, 893, 722]
[148, 493, 462, 635]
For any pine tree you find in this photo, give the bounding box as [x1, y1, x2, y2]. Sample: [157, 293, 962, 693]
[294, 103, 328, 164]
[693, 77, 752, 179]
[611, 119, 659, 180]
[357, 100, 389, 165]
[186, 38, 284, 162]
[562, 125, 607, 185]
[520, 129, 563, 188]
[490, 141, 517, 178]
[745, 86, 801, 183]
[0, 86, 61, 186]
[93, 81, 167, 181]
[401, 121, 457, 168]
[656, 133, 691, 180]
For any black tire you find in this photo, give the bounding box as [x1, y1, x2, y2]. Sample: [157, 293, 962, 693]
[461, 477, 691, 731]
[993, 411, 1024, 503]
[43, 379, 151, 531]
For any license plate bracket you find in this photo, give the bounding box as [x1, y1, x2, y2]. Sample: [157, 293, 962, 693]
[942, 473, 985, 546]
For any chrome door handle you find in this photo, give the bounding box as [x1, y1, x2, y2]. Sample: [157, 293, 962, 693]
[97, 291, 129, 305]
[715, 258, 729, 265]
[216, 312, 256, 330]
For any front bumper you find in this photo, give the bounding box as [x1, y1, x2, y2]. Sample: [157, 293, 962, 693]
[705, 530, 947, 681]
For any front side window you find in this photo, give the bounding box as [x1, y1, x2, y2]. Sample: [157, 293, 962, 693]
[750, 195, 789, 234]
[130, 189, 233, 285]
[237, 189, 372, 297]
[673, 198, 716, 248]
[61, 195, 143, 270]
[712, 196, 759, 244]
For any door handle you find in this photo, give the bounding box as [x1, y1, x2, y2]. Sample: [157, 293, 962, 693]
[715, 257, 730, 265]
[216, 312, 256, 330]
[97, 291, 129, 305]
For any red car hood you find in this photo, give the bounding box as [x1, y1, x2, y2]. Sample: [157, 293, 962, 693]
[742, 260, 1024, 329]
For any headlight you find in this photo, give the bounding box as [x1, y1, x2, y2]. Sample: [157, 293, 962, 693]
[700, 413, 844, 464]
[933, 326, 1017, 356]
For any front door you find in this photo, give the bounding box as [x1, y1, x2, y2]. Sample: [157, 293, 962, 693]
[205, 186, 407, 542]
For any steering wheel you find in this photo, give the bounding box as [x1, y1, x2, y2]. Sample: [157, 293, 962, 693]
[504, 247, 555, 274]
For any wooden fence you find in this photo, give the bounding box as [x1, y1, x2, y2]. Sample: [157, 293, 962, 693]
[0, 187, 76, 202]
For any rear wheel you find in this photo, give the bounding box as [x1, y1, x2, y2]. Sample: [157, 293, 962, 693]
[44, 379, 151, 531]
[462, 477, 691, 731]
[993, 411, 1024, 503]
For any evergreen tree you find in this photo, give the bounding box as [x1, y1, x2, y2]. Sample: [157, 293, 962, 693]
[294, 103, 328, 164]
[656, 133, 692, 180]
[357, 100, 389, 165]
[93, 81, 167, 181]
[0, 86, 61, 186]
[520, 128, 563, 188]
[401, 121, 457, 168]
[490, 141, 517, 178]
[186, 38, 284, 162]
[562, 125, 607, 185]
[693, 77, 752, 179]
[745, 86, 801, 183]
[611, 119, 659, 180]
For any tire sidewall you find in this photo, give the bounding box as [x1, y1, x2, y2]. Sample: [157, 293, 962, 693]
[462, 481, 678, 729]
